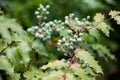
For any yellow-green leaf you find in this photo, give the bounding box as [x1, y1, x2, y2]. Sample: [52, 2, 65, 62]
[41, 60, 68, 70]
[76, 49, 103, 73]
[94, 13, 104, 22]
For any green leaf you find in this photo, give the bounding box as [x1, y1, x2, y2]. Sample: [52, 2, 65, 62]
[0, 56, 20, 80]
[0, 15, 31, 73]
[76, 49, 103, 73]
[109, 10, 120, 18]
[94, 13, 104, 23]
[60, 29, 71, 38]
[24, 69, 45, 80]
[32, 39, 48, 56]
[96, 22, 113, 37]
[89, 28, 100, 40]
[0, 15, 25, 42]
[71, 66, 90, 80]
[91, 44, 116, 61]
[93, 13, 113, 37]
[41, 71, 64, 80]
[109, 10, 120, 25]
[66, 73, 76, 80]
[41, 60, 68, 70]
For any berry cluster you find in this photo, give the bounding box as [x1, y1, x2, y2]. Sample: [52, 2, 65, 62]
[27, 20, 64, 41]
[57, 32, 83, 52]
[28, 4, 91, 53]
[34, 4, 50, 19]
[64, 14, 91, 28]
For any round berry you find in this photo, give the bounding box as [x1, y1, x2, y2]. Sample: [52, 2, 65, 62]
[87, 16, 90, 19]
[46, 5, 50, 8]
[35, 11, 39, 15]
[77, 38, 82, 42]
[67, 30, 72, 34]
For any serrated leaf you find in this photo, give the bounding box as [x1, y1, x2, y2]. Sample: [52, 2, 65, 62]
[0, 15, 31, 75]
[76, 49, 103, 73]
[91, 44, 116, 61]
[66, 73, 76, 80]
[71, 66, 90, 80]
[94, 13, 104, 23]
[24, 69, 45, 80]
[96, 22, 113, 37]
[89, 28, 100, 40]
[109, 10, 120, 24]
[42, 71, 64, 80]
[32, 39, 48, 56]
[0, 56, 20, 80]
[0, 15, 25, 41]
[93, 13, 113, 37]
[109, 10, 120, 18]
[41, 60, 68, 70]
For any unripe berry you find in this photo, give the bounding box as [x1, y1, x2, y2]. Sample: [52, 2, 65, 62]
[65, 16, 68, 19]
[77, 38, 82, 42]
[87, 15, 90, 19]
[61, 26, 64, 29]
[39, 4, 44, 9]
[70, 13, 74, 17]
[79, 33, 83, 36]
[46, 11, 50, 14]
[35, 11, 39, 15]
[69, 46, 74, 50]
[82, 18, 86, 22]
[37, 15, 41, 18]
[46, 35, 51, 39]
[57, 42, 61, 46]
[57, 48, 60, 51]
[75, 17, 79, 21]
[44, 17, 47, 20]
[82, 63, 88, 68]
[35, 32, 40, 37]
[65, 20, 69, 24]
[46, 5, 50, 8]
[64, 42, 69, 46]
[56, 28, 61, 32]
[62, 37, 66, 42]
[43, 8, 47, 12]
[27, 28, 33, 32]
[39, 34, 44, 38]
[71, 38, 76, 42]
[67, 30, 72, 34]
[74, 35, 78, 38]
[38, 29, 42, 33]
[34, 26, 39, 30]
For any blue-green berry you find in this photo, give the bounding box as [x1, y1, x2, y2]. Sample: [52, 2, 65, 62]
[35, 11, 39, 15]
[77, 38, 82, 42]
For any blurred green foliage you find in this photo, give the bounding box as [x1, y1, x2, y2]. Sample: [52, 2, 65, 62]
[0, 0, 119, 27]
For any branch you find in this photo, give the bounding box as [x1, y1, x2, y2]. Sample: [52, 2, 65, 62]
[38, 16, 43, 26]
[27, 52, 38, 71]
[62, 51, 76, 80]
[88, 14, 119, 31]
[0, 41, 20, 56]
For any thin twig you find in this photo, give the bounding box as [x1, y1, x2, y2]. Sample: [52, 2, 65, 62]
[88, 15, 116, 31]
[27, 52, 38, 71]
[38, 16, 43, 26]
[0, 41, 20, 56]
[62, 52, 75, 80]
